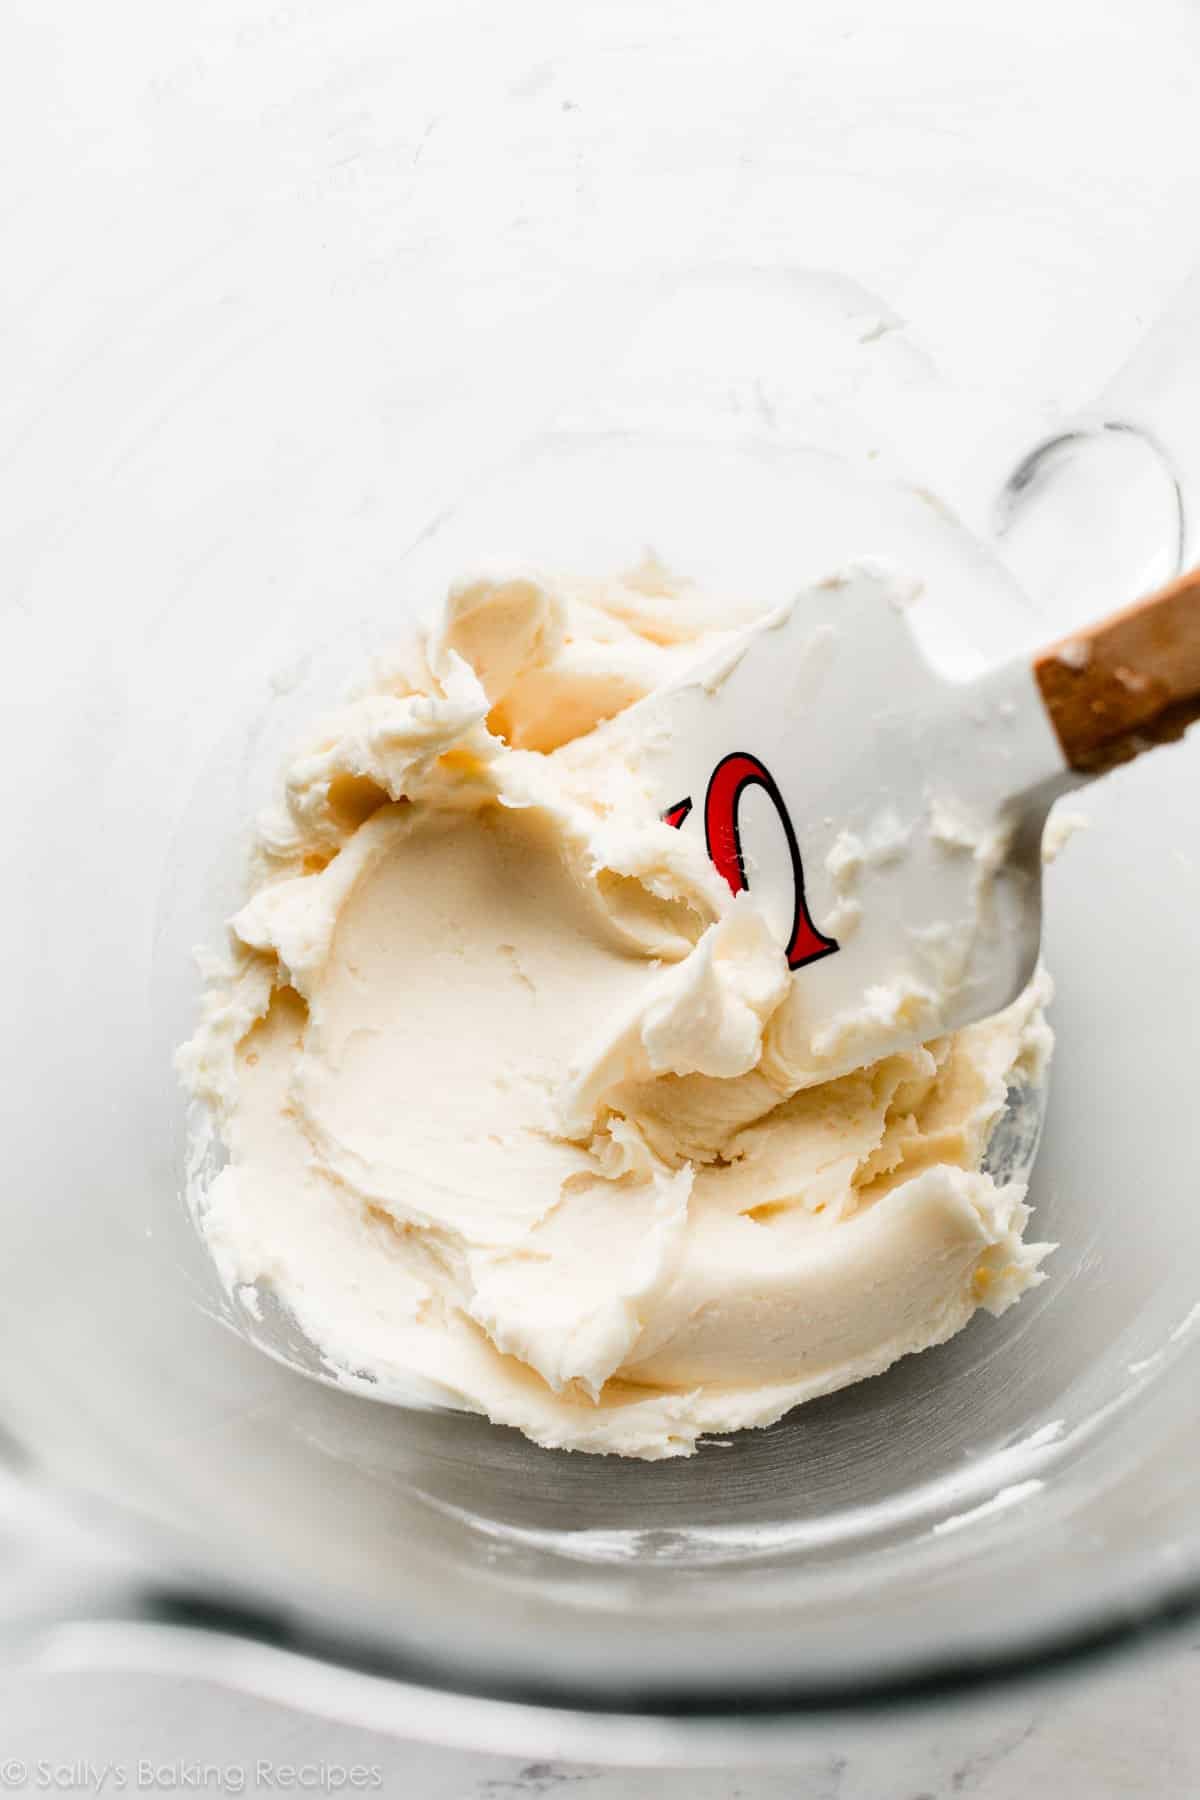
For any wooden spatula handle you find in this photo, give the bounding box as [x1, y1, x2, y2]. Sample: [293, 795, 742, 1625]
[1033, 565, 1200, 774]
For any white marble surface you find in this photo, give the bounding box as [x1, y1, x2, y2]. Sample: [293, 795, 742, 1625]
[0, 1635, 1198, 1797]
[5, 3, 1200, 1792]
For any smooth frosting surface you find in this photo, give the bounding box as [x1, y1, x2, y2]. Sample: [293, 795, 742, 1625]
[179, 565, 1053, 1458]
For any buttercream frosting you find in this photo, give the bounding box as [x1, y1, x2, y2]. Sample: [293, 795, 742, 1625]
[178, 563, 1053, 1459]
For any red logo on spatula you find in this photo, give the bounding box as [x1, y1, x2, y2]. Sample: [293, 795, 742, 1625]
[665, 752, 839, 971]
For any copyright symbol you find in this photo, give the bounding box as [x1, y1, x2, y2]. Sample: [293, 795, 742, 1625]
[1, 1761, 26, 1789]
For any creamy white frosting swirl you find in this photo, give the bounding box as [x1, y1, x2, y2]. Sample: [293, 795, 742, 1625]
[179, 563, 1053, 1458]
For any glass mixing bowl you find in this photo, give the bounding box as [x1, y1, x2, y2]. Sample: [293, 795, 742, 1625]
[3, 0, 1200, 1761]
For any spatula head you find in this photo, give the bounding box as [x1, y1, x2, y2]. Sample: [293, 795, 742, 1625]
[633, 564, 1063, 1083]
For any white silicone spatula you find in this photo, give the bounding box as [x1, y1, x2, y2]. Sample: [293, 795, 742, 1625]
[640, 562, 1200, 1083]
